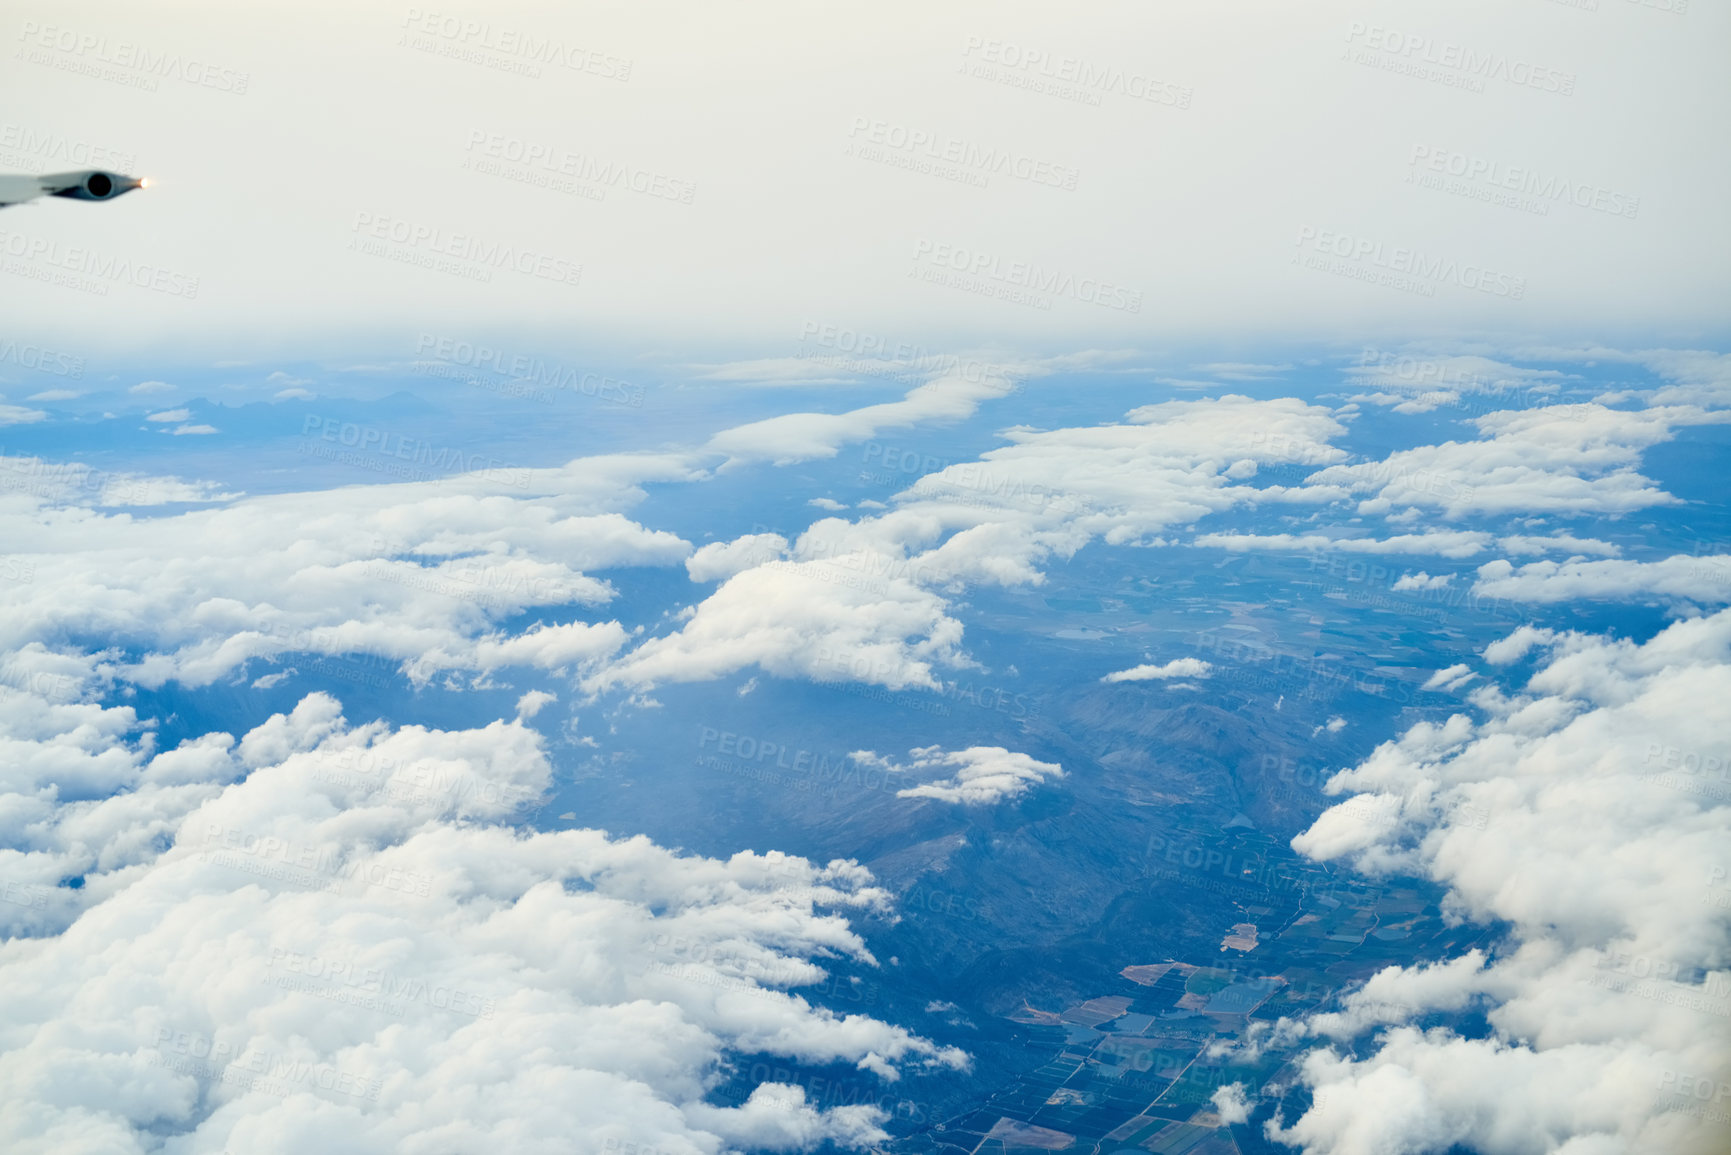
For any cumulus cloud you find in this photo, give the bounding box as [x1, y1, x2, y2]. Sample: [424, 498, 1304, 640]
[0, 404, 47, 426]
[1101, 658, 1213, 683]
[0, 455, 697, 691]
[0, 455, 238, 507]
[1212, 1082, 1254, 1125]
[685, 533, 788, 583]
[0, 692, 967, 1152]
[705, 370, 1014, 466]
[1390, 572, 1452, 591]
[1194, 532, 1490, 559]
[1496, 534, 1622, 557]
[853, 746, 1064, 806]
[591, 559, 967, 695]
[800, 395, 1349, 593]
[1420, 664, 1476, 693]
[146, 408, 192, 423]
[1475, 554, 1731, 607]
[1304, 403, 1730, 520]
[1274, 612, 1731, 1155]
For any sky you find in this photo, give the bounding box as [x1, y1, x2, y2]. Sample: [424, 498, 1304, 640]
[1, 0, 1728, 365]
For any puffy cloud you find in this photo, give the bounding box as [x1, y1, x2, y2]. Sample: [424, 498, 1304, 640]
[1475, 554, 1731, 607]
[1421, 664, 1476, 693]
[514, 690, 555, 719]
[1391, 572, 1452, 591]
[686, 534, 788, 583]
[1305, 403, 1729, 520]
[805, 396, 1350, 592]
[0, 456, 696, 690]
[1346, 389, 1461, 414]
[1101, 658, 1212, 683]
[1496, 534, 1622, 558]
[0, 694, 967, 1153]
[1194, 532, 1490, 558]
[705, 370, 1014, 466]
[0, 404, 47, 426]
[0, 454, 238, 507]
[146, 408, 192, 423]
[854, 746, 1063, 806]
[590, 559, 967, 694]
[1212, 1082, 1254, 1125]
[1275, 612, 1731, 1155]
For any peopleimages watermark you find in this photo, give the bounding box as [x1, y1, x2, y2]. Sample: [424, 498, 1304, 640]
[862, 441, 1083, 515]
[298, 414, 532, 488]
[0, 122, 135, 175]
[911, 238, 1142, 313]
[15, 21, 250, 94]
[1407, 145, 1639, 219]
[311, 740, 543, 814]
[844, 116, 1078, 191]
[347, 211, 582, 288]
[795, 321, 1011, 387]
[0, 336, 83, 379]
[462, 130, 694, 205]
[957, 36, 1192, 110]
[1638, 742, 1731, 805]
[199, 822, 435, 898]
[0, 879, 49, 910]
[0, 226, 200, 299]
[148, 1027, 383, 1102]
[1294, 226, 1526, 300]
[413, 333, 644, 406]
[398, 8, 631, 81]
[1342, 23, 1576, 97]
[265, 947, 498, 1019]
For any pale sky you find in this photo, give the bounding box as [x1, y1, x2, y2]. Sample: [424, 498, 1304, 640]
[2, 0, 1726, 366]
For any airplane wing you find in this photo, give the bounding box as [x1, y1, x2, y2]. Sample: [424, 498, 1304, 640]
[0, 169, 148, 208]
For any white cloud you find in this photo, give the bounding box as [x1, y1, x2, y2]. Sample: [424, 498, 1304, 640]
[515, 690, 555, 719]
[24, 390, 80, 402]
[0, 455, 697, 690]
[1346, 389, 1460, 414]
[591, 558, 967, 695]
[0, 692, 966, 1152]
[170, 423, 220, 436]
[1101, 658, 1212, 683]
[1309, 716, 1347, 738]
[0, 405, 47, 426]
[1276, 612, 1731, 1154]
[853, 746, 1064, 806]
[1390, 572, 1452, 591]
[274, 387, 316, 401]
[808, 498, 848, 511]
[686, 534, 789, 582]
[1475, 555, 1731, 607]
[1212, 1082, 1254, 1125]
[146, 408, 191, 422]
[1305, 404, 1730, 520]
[1421, 664, 1476, 693]
[1496, 534, 1622, 558]
[1195, 532, 1490, 559]
[705, 370, 1014, 467]
[129, 381, 175, 395]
